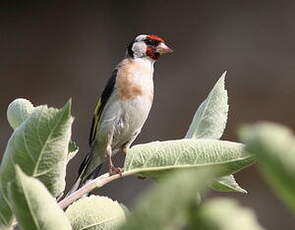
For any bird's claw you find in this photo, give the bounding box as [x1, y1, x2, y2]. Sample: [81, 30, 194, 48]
[109, 166, 123, 176]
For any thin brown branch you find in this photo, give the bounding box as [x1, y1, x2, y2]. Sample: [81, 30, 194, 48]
[11, 171, 133, 228]
[58, 171, 132, 209]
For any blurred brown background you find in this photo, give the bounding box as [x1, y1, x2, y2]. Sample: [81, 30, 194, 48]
[1, 1, 295, 229]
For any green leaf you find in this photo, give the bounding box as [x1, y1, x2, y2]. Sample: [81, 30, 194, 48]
[9, 166, 72, 230]
[6, 98, 79, 163]
[120, 168, 219, 230]
[0, 100, 73, 225]
[0, 194, 12, 228]
[184, 73, 245, 193]
[7, 98, 35, 129]
[190, 198, 264, 230]
[7, 98, 79, 164]
[185, 71, 228, 140]
[66, 195, 126, 230]
[211, 175, 247, 193]
[124, 139, 254, 178]
[240, 122, 295, 212]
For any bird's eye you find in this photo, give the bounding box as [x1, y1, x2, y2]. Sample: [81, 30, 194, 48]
[145, 39, 158, 46]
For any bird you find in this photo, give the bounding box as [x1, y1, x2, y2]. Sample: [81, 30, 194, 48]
[70, 34, 173, 193]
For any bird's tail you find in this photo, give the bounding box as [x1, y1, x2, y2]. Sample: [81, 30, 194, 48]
[64, 153, 103, 198]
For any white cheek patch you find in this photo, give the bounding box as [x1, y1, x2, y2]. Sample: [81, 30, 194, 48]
[135, 34, 147, 41]
[132, 42, 147, 58]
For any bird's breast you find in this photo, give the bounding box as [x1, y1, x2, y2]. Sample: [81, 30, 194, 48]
[116, 58, 154, 103]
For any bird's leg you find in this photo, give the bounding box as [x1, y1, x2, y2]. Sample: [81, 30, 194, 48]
[106, 145, 122, 176]
[121, 140, 146, 180]
[121, 143, 129, 155]
[121, 131, 140, 155]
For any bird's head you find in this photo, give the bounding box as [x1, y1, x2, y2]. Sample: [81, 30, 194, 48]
[127, 34, 173, 60]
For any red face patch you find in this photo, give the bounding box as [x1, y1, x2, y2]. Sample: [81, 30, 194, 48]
[146, 35, 165, 43]
[146, 47, 160, 60]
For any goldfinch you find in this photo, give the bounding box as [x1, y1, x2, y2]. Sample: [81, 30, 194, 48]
[71, 34, 173, 192]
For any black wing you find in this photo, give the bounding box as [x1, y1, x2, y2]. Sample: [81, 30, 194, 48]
[88, 69, 118, 146]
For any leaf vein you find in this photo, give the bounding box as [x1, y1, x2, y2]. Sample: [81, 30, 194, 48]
[0, 209, 8, 225]
[23, 132, 37, 164]
[19, 174, 40, 229]
[33, 109, 65, 176]
[80, 216, 121, 230]
[36, 111, 43, 145]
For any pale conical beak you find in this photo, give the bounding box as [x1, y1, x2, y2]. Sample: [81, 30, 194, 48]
[156, 42, 173, 55]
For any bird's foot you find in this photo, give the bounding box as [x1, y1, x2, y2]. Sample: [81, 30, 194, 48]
[109, 166, 123, 176]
